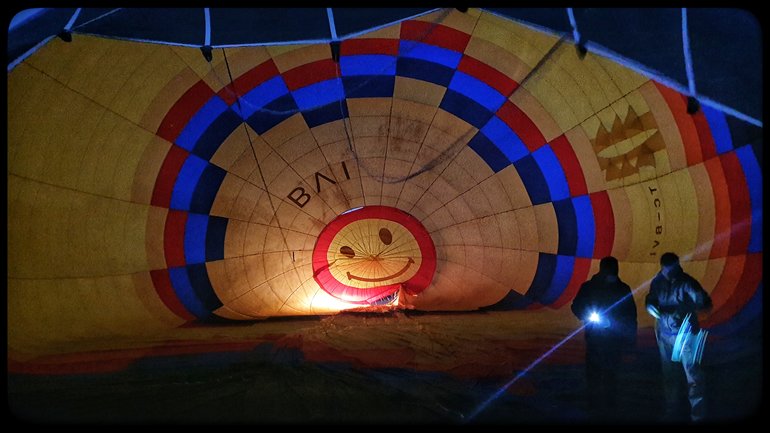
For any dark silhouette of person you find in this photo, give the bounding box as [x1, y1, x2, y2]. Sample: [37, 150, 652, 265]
[645, 252, 712, 422]
[571, 256, 637, 421]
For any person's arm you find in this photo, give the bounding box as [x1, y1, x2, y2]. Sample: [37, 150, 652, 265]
[645, 276, 662, 319]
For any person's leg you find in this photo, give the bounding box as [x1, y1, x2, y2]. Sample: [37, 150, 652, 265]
[585, 349, 603, 418]
[681, 336, 707, 422]
[657, 332, 684, 420]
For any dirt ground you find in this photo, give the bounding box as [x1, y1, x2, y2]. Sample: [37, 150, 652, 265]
[7, 309, 763, 425]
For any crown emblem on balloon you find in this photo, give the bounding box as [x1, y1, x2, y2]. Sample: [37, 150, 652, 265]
[591, 107, 666, 182]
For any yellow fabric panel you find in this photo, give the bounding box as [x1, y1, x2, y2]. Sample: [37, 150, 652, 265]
[265, 225, 290, 254]
[352, 135, 388, 158]
[227, 140, 260, 180]
[272, 200, 306, 234]
[446, 195, 476, 225]
[477, 215, 504, 248]
[433, 162, 470, 207]
[380, 159, 411, 200]
[25, 36, 186, 123]
[426, 203, 456, 232]
[411, 189, 444, 226]
[396, 179, 426, 212]
[459, 146, 496, 186]
[8, 274, 176, 353]
[574, 52, 627, 109]
[512, 206, 540, 252]
[478, 174, 513, 214]
[143, 206, 168, 270]
[305, 178, 352, 220]
[210, 124, 263, 172]
[271, 270, 305, 314]
[260, 112, 309, 148]
[209, 173, 246, 218]
[79, 112, 159, 200]
[524, 49, 649, 139]
[496, 165, 533, 210]
[509, 86, 563, 143]
[387, 136, 423, 163]
[242, 221, 270, 256]
[169, 45, 229, 91]
[459, 184, 495, 220]
[522, 67, 582, 137]
[281, 266, 318, 313]
[139, 67, 201, 133]
[205, 46, 272, 91]
[501, 249, 539, 294]
[390, 115, 430, 146]
[393, 76, 447, 106]
[657, 170, 699, 258]
[392, 97, 439, 123]
[481, 245, 505, 281]
[461, 244, 486, 276]
[271, 43, 330, 73]
[205, 259, 232, 303]
[590, 50, 650, 99]
[622, 181, 657, 262]
[239, 253, 267, 295]
[311, 120, 349, 146]
[227, 179, 264, 222]
[9, 66, 161, 203]
[495, 211, 522, 250]
[606, 186, 633, 260]
[266, 43, 308, 58]
[389, 116, 430, 144]
[105, 45, 195, 127]
[433, 108, 477, 140]
[260, 147, 292, 185]
[130, 136, 172, 204]
[347, 97, 392, 117]
[533, 203, 558, 254]
[8, 177, 155, 278]
[464, 35, 530, 84]
[276, 130, 321, 166]
[223, 218, 247, 258]
[476, 11, 559, 68]
[351, 115, 390, 138]
[225, 283, 272, 317]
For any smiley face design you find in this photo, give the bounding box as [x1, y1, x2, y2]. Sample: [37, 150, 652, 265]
[312, 206, 436, 304]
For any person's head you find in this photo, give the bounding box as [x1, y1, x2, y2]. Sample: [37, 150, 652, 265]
[599, 256, 619, 276]
[660, 252, 680, 279]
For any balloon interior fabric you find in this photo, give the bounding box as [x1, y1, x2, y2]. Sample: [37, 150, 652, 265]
[7, 8, 762, 368]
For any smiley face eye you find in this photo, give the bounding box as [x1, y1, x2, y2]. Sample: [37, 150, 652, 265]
[379, 228, 392, 245]
[340, 246, 355, 258]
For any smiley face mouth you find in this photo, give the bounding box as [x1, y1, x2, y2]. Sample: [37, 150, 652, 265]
[346, 257, 415, 282]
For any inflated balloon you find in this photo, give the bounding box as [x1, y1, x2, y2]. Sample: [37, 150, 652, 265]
[7, 9, 762, 349]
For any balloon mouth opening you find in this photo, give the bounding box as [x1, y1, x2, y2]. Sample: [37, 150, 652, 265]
[312, 205, 437, 305]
